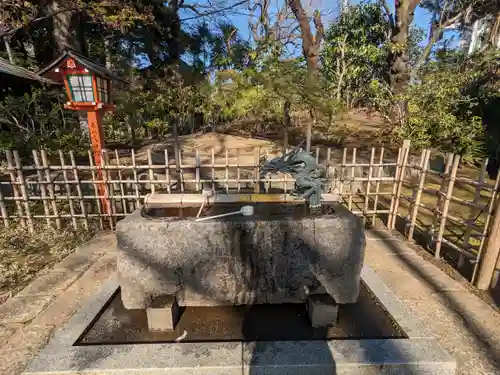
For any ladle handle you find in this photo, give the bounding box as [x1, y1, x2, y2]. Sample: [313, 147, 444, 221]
[195, 210, 242, 222]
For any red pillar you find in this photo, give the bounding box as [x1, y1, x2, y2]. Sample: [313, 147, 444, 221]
[87, 109, 110, 214]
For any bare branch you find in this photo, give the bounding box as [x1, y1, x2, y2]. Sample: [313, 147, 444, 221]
[180, 0, 249, 21]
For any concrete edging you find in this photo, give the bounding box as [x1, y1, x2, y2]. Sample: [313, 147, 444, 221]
[23, 267, 456, 375]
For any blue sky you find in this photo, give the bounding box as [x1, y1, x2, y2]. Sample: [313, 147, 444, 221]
[180, 0, 436, 42]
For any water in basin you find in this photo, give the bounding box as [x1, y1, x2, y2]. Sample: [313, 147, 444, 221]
[142, 202, 337, 219]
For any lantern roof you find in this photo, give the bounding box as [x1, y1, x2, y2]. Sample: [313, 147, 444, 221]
[37, 50, 127, 83]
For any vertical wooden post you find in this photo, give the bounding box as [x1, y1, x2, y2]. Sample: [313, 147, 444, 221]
[237, 149, 241, 193]
[461, 159, 487, 269]
[326, 148, 332, 193]
[195, 149, 201, 192]
[435, 155, 460, 259]
[225, 149, 229, 194]
[33, 150, 52, 228]
[69, 151, 89, 231]
[476, 194, 500, 290]
[12, 151, 34, 233]
[433, 153, 454, 245]
[254, 147, 260, 193]
[363, 148, 375, 226]
[388, 147, 402, 229]
[0, 170, 8, 229]
[339, 148, 347, 200]
[6, 150, 25, 227]
[372, 147, 384, 226]
[131, 149, 141, 210]
[389, 140, 411, 230]
[472, 164, 500, 284]
[408, 149, 430, 241]
[348, 148, 356, 212]
[59, 150, 77, 230]
[211, 148, 216, 192]
[178, 149, 184, 193]
[115, 149, 127, 216]
[164, 149, 171, 194]
[40, 150, 61, 230]
[147, 149, 155, 195]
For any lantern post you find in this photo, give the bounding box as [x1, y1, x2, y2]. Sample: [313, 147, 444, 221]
[38, 51, 125, 214]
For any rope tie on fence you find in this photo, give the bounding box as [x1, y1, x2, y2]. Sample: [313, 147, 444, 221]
[259, 148, 326, 209]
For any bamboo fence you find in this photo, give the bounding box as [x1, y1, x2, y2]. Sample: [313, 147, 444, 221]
[0, 143, 499, 286]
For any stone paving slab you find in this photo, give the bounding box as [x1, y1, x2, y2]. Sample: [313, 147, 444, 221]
[0, 324, 56, 375]
[0, 232, 117, 375]
[364, 230, 500, 375]
[0, 323, 18, 342]
[242, 339, 456, 375]
[0, 295, 54, 324]
[16, 271, 80, 298]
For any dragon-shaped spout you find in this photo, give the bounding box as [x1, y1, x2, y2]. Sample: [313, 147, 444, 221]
[260, 148, 326, 208]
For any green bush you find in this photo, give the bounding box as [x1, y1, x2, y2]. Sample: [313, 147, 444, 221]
[396, 59, 485, 163]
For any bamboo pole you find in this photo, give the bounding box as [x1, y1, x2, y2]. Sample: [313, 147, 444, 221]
[211, 148, 215, 191]
[40, 150, 61, 230]
[237, 149, 241, 193]
[179, 149, 184, 193]
[371, 147, 384, 226]
[326, 148, 332, 193]
[348, 148, 356, 212]
[164, 149, 171, 194]
[390, 139, 411, 230]
[147, 149, 155, 195]
[472, 166, 500, 284]
[131, 149, 141, 211]
[433, 153, 454, 244]
[461, 159, 487, 269]
[5, 150, 25, 227]
[13, 151, 34, 233]
[58, 150, 77, 230]
[115, 149, 127, 215]
[408, 149, 431, 241]
[225, 149, 229, 193]
[69, 151, 89, 231]
[254, 147, 260, 193]
[33, 150, 52, 228]
[363, 148, 375, 226]
[435, 155, 460, 259]
[387, 147, 402, 229]
[0, 164, 8, 228]
[475, 191, 500, 290]
[195, 149, 200, 192]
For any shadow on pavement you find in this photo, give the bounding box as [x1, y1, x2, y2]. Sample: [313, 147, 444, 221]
[368, 227, 500, 372]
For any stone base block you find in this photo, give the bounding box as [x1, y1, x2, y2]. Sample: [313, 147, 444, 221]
[307, 294, 338, 328]
[146, 296, 180, 332]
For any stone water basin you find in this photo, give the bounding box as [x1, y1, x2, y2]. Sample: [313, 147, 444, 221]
[116, 194, 365, 318]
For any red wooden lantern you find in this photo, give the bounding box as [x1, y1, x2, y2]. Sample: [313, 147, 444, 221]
[38, 51, 127, 213]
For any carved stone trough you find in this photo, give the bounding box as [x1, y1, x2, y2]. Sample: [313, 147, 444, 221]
[116, 193, 362, 329]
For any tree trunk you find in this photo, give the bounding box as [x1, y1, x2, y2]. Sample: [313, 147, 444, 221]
[50, 3, 88, 137]
[388, 0, 419, 125]
[49, 2, 81, 54]
[287, 0, 323, 152]
[104, 36, 113, 70]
